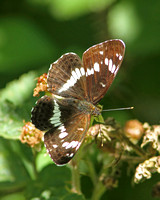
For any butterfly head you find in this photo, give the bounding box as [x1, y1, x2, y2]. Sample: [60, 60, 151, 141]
[90, 104, 102, 116]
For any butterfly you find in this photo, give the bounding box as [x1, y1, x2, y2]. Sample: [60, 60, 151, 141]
[31, 39, 125, 165]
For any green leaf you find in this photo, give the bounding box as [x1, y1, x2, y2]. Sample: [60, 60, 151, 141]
[62, 192, 85, 200]
[0, 192, 25, 200]
[27, 187, 85, 200]
[0, 100, 24, 139]
[0, 138, 31, 193]
[0, 99, 31, 139]
[36, 147, 53, 172]
[38, 164, 71, 188]
[0, 71, 39, 139]
[0, 71, 37, 106]
[94, 114, 105, 124]
[25, 164, 72, 199]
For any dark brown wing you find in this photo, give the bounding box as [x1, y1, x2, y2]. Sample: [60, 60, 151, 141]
[31, 96, 55, 131]
[44, 113, 90, 165]
[31, 94, 90, 165]
[82, 39, 125, 104]
[31, 95, 84, 131]
[47, 53, 88, 100]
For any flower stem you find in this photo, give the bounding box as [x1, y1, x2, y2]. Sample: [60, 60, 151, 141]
[32, 148, 38, 179]
[70, 159, 81, 194]
[91, 180, 106, 200]
[119, 131, 147, 158]
[85, 158, 97, 186]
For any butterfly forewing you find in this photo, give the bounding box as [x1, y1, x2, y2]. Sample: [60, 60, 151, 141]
[47, 53, 88, 100]
[82, 39, 125, 104]
[44, 113, 90, 165]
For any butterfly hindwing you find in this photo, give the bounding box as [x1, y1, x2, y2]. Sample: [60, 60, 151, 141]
[82, 39, 125, 104]
[31, 95, 82, 131]
[32, 95, 91, 165]
[31, 95, 55, 131]
[44, 113, 90, 165]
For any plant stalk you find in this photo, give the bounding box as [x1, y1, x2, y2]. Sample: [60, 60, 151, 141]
[71, 159, 81, 194]
[91, 180, 106, 200]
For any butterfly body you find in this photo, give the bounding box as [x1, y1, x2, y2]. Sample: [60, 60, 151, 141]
[31, 39, 125, 165]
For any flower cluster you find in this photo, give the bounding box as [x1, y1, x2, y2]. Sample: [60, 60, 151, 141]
[33, 73, 48, 97]
[134, 156, 160, 183]
[20, 121, 43, 148]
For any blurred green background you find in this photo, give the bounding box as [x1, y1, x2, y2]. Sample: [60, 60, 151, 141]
[1, 0, 160, 124]
[0, 0, 160, 199]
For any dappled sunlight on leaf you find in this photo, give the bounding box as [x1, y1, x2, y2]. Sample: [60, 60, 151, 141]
[0, 71, 37, 105]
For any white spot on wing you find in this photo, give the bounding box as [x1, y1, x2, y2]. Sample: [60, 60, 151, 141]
[86, 68, 94, 76]
[75, 68, 81, 79]
[108, 59, 113, 72]
[72, 71, 78, 80]
[62, 142, 69, 147]
[59, 67, 85, 93]
[58, 125, 68, 139]
[116, 53, 123, 61]
[69, 153, 74, 157]
[75, 142, 81, 150]
[119, 55, 123, 60]
[52, 144, 58, 148]
[80, 67, 85, 76]
[111, 64, 116, 73]
[114, 65, 119, 76]
[59, 132, 68, 139]
[70, 76, 75, 83]
[77, 128, 84, 131]
[54, 94, 64, 100]
[105, 58, 108, 66]
[94, 62, 100, 72]
[99, 51, 103, 55]
[58, 125, 66, 132]
[65, 141, 79, 149]
[100, 82, 106, 87]
[59, 74, 76, 92]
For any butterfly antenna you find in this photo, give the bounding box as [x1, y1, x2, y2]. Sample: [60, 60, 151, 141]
[102, 106, 134, 112]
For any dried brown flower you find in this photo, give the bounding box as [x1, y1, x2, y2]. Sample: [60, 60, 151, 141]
[134, 156, 160, 183]
[124, 120, 144, 143]
[141, 125, 160, 152]
[33, 73, 48, 97]
[20, 121, 43, 148]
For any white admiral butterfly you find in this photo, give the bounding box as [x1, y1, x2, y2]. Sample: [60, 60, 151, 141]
[31, 39, 125, 165]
